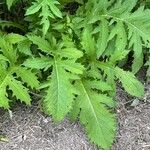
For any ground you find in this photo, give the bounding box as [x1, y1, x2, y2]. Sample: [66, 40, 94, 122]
[112, 84, 150, 150]
[0, 72, 150, 150]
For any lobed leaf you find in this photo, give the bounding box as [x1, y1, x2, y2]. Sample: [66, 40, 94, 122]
[71, 80, 116, 150]
[15, 67, 39, 89]
[8, 76, 31, 105]
[115, 67, 144, 98]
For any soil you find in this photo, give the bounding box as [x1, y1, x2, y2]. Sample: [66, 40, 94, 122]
[0, 71, 150, 150]
[112, 84, 150, 150]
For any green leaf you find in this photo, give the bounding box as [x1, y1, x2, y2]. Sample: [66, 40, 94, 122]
[43, 59, 76, 122]
[26, 0, 43, 15]
[8, 76, 31, 105]
[96, 18, 109, 58]
[56, 48, 83, 59]
[17, 39, 32, 56]
[0, 88, 9, 109]
[109, 50, 129, 64]
[24, 36, 84, 122]
[0, 54, 10, 62]
[84, 80, 113, 92]
[108, 22, 127, 52]
[82, 26, 96, 60]
[27, 35, 52, 54]
[5, 33, 26, 44]
[40, 5, 51, 36]
[0, 36, 17, 63]
[115, 67, 144, 98]
[26, 0, 62, 35]
[129, 28, 143, 74]
[99, 1, 150, 74]
[59, 60, 84, 74]
[71, 80, 116, 150]
[15, 67, 39, 89]
[48, 0, 62, 18]
[6, 0, 15, 10]
[24, 57, 52, 69]
[0, 69, 9, 109]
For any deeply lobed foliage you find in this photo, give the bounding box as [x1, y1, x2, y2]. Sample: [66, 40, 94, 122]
[0, 0, 149, 149]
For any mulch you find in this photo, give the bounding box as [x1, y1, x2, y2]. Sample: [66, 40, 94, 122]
[0, 80, 150, 150]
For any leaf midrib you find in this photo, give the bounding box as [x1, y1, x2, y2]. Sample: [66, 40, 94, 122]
[54, 58, 60, 118]
[80, 80, 108, 147]
[102, 14, 150, 41]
